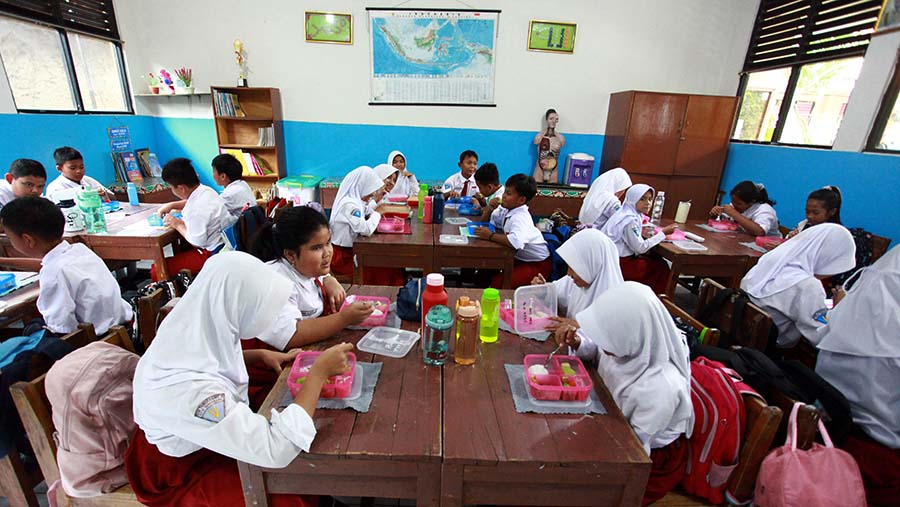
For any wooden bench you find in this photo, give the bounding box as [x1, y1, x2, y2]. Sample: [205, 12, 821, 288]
[9, 326, 143, 507]
[696, 278, 775, 351]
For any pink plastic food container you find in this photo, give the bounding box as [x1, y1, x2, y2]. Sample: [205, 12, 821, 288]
[377, 217, 405, 233]
[655, 227, 686, 241]
[500, 299, 553, 333]
[287, 351, 356, 398]
[708, 219, 739, 231]
[523, 354, 593, 402]
[339, 295, 391, 328]
[387, 196, 407, 203]
[756, 236, 785, 250]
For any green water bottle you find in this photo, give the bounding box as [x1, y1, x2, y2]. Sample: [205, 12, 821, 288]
[417, 183, 428, 220]
[480, 288, 500, 343]
[76, 189, 107, 233]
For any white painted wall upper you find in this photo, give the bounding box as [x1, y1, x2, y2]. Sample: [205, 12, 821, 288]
[114, 0, 758, 134]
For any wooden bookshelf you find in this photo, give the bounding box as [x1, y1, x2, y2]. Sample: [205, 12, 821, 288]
[211, 86, 286, 197]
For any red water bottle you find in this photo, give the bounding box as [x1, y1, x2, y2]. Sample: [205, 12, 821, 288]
[421, 273, 448, 324]
[423, 196, 433, 223]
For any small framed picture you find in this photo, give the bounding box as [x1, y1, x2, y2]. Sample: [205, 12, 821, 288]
[527, 20, 577, 54]
[876, 0, 900, 35]
[305, 11, 353, 44]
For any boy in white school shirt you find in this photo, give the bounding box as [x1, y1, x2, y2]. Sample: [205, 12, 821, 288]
[45, 146, 114, 202]
[0, 159, 47, 207]
[474, 173, 551, 288]
[473, 162, 505, 221]
[154, 158, 231, 280]
[442, 149, 479, 199]
[0, 197, 132, 335]
[212, 153, 256, 222]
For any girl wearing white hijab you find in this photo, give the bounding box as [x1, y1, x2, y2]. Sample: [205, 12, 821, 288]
[372, 163, 399, 205]
[815, 246, 900, 506]
[740, 223, 856, 348]
[329, 166, 384, 278]
[387, 150, 419, 197]
[127, 252, 353, 507]
[563, 282, 693, 505]
[601, 184, 677, 294]
[579, 167, 632, 228]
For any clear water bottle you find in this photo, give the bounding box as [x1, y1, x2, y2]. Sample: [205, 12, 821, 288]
[650, 191, 666, 225]
[76, 190, 107, 233]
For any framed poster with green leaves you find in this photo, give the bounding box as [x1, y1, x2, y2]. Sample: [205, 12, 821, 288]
[527, 20, 576, 53]
[305, 11, 353, 44]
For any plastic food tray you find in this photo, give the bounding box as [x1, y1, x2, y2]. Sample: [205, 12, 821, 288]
[0, 273, 16, 295]
[387, 196, 407, 203]
[447, 196, 474, 205]
[458, 204, 482, 216]
[499, 284, 558, 336]
[287, 351, 357, 398]
[523, 354, 592, 402]
[672, 240, 709, 252]
[707, 219, 739, 231]
[102, 201, 120, 213]
[356, 326, 420, 358]
[340, 295, 391, 328]
[467, 222, 496, 235]
[439, 234, 468, 245]
[377, 216, 405, 233]
[755, 236, 785, 250]
[655, 227, 686, 241]
[444, 216, 470, 225]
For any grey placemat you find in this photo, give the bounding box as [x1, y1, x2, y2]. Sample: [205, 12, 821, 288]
[498, 317, 551, 342]
[280, 362, 383, 413]
[739, 241, 768, 254]
[504, 364, 605, 415]
[695, 223, 735, 233]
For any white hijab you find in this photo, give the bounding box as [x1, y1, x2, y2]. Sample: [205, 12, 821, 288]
[577, 282, 693, 448]
[373, 163, 398, 181]
[331, 166, 383, 219]
[387, 150, 405, 168]
[556, 229, 624, 316]
[135, 252, 292, 395]
[816, 245, 900, 358]
[580, 168, 632, 224]
[741, 223, 856, 299]
[601, 184, 652, 245]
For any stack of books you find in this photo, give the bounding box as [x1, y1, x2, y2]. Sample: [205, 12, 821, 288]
[258, 125, 275, 146]
[111, 149, 163, 183]
[220, 148, 273, 176]
[213, 91, 245, 117]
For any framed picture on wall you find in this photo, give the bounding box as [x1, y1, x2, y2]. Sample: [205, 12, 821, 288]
[305, 11, 353, 44]
[527, 20, 576, 53]
[876, 0, 900, 35]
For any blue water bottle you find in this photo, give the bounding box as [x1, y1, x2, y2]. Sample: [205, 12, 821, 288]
[126, 182, 139, 206]
[432, 192, 444, 224]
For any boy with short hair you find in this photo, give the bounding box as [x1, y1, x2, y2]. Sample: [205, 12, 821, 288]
[442, 149, 479, 199]
[0, 196, 132, 335]
[155, 157, 231, 280]
[474, 173, 550, 288]
[473, 162, 505, 221]
[1, 159, 47, 206]
[212, 153, 256, 220]
[45, 146, 114, 201]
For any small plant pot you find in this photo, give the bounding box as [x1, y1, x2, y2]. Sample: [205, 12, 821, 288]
[148, 86, 160, 94]
[175, 86, 195, 95]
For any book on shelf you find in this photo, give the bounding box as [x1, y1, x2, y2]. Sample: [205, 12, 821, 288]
[118, 151, 144, 183]
[257, 125, 275, 146]
[213, 91, 245, 117]
[219, 148, 273, 176]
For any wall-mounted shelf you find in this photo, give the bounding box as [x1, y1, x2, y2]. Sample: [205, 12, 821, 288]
[134, 92, 212, 97]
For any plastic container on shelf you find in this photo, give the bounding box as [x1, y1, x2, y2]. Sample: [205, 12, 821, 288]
[287, 351, 357, 398]
[523, 354, 592, 402]
[356, 326, 420, 358]
[466, 222, 495, 235]
[339, 295, 390, 328]
[377, 216, 405, 233]
[275, 175, 323, 205]
[499, 284, 558, 337]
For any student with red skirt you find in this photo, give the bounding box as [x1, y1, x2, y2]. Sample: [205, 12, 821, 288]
[126, 252, 355, 507]
[601, 184, 677, 294]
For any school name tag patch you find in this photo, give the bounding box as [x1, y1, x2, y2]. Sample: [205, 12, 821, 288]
[195, 393, 226, 423]
[812, 308, 829, 324]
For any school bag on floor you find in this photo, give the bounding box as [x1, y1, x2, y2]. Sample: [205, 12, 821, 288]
[776, 359, 853, 445]
[45, 341, 140, 498]
[397, 277, 424, 321]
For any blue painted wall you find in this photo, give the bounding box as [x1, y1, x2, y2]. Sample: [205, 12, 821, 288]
[152, 117, 219, 188]
[721, 143, 900, 242]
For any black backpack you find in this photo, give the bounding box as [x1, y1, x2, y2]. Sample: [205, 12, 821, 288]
[777, 359, 854, 445]
[697, 287, 778, 352]
[397, 278, 423, 322]
[828, 227, 875, 289]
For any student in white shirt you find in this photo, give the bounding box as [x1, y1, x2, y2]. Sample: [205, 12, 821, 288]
[601, 184, 677, 294]
[0, 159, 47, 207]
[372, 163, 399, 206]
[579, 167, 632, 229]
[473, 174, 550, 288]
[127, 252, 353, 506]
[386, 150, 419, 197]
[787, 186, 842, 238]
[442, 149, 479, 199]
[473, 162, 505, 221]
[0, 197, 132, 335]
[153, 158, 231, 281]
[212, 153, 256, 222]
[709, 180, 780, 237]
[45, 146, 113, 201]
[740, 223, 856, 348]
[559, 282, 692, 504]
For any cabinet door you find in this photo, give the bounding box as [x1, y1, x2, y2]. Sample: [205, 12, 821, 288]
[621, 93, 687, 176]
[666, 176, 720, 220]
[674, 95, 738, 177]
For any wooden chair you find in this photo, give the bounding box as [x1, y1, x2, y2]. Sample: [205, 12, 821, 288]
[136, 287, 167, 350]
[726, 394, 783, 504]
[871, 234, 891, 263]
[659, 295, 721, 347]
[695, 278, 775, 352]
[769, 390, 819, 451]
[0, 324, 98, 507]
[9, 326, 143, 507]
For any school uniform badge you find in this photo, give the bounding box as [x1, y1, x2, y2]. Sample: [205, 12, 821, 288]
[194, 393, 226, 423]
[812, 308, 829, 324]
[351, 209, 362, 218]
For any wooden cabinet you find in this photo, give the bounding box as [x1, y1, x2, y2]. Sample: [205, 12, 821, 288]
[600, 91, 738, 220]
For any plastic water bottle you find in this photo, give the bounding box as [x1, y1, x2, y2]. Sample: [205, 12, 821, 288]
[432, 192, 444, 224]
[480, 288, 500, 343]
[650, 191, 666, 225]
[76, 190, 107, 233]
[423, 305, 452, 366]
[417, 184, 428, 220]
[126, 182, 139, 206]
[57, 199, 84, 232]
[423, 196, 433, 223]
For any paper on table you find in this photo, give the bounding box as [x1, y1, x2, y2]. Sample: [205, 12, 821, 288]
[116, 221, 168, 236]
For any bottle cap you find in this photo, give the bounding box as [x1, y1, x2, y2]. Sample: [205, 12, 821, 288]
[457, 296, 470, 307]
[425, 305, 453, 330]
[481, 288, 499, 301]
[57, 199, 76, 207]
[426, 273, 444, 287]
[458, 305, 479, 318]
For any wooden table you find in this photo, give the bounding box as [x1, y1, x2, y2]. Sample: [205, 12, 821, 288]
[0, 282, 40, 328]
[353, 211, 435, 282]
[433, 210, 516, 289]
[441, 289, 651, 507]
[239, 285, 443, 506]
[654, 219, 764, 298]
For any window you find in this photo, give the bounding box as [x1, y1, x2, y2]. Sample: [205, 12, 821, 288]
[732, 0, 881, 147]
[0, 0, 131, 113]
[867, 51, 900, 153]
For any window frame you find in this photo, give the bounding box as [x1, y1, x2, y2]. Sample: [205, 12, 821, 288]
[865, 49, 900, 154]
[0, 14, 133, 115]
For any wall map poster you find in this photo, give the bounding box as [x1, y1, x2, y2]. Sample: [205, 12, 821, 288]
[368, 8, 500, 106]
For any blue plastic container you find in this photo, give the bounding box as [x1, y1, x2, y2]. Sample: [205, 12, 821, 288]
[0, 273, 16, 295]
[458, 203, 482, 216]
[467, 222, 496, 235]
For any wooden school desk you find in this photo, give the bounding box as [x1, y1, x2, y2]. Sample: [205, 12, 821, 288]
[653, 219, 765, 298]
[353, 210, 435, 282]
[441, 288, 651, 507]
[433, 209, 516, 289]
[0, 281, 40, 329]
[240, 285, 443, 507]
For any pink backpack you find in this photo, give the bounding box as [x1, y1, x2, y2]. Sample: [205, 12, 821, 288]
[682, 357, 747, 504]
[45, 341, 139, 499]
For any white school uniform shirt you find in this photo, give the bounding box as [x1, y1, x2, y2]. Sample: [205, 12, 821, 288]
[489, 204, 549, 262]
[133, 253, 316, 468]
[182, 184, 230, 251]
[385, 151, 419, 197]
[442, 171, 478, 197]
[579, 167, 631, 225]
[38, 241, 133, 335]
[601, 184, 664, 257]
[0, 180, 16, 206]
[330, 167, 384, 248]
[589, 193, 622, 230]
[740, 202, 780, 237]
[485, 185, 505, 204]
[45, 174, 111, 201]
[219, 180, 256, 219]
[257, 259, 326, 350]
[552, 229, 624, 318]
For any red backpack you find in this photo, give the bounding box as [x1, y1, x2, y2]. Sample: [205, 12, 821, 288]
[682, 357, 748, 504]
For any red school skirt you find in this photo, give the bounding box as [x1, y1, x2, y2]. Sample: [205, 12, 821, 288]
[841, 426, 900, 506]
[642, 436, 688, 506]
[619, 255, 671, 295]
[150, 248, 213, 281]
